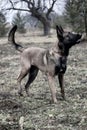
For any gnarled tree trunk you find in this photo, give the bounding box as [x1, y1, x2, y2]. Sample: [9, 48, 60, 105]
[6, 0, 57, 36]
[43, 20, 51, 36]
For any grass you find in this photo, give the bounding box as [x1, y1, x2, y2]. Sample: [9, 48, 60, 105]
[0, 30, 87, 130]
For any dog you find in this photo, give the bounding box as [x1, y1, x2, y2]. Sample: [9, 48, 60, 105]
[8, 25, 82, 103]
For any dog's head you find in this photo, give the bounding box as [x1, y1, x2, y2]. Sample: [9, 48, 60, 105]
[56, 25, 82, 56]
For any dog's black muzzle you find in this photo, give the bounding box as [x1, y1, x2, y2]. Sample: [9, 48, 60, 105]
[76, 34, 82, 44]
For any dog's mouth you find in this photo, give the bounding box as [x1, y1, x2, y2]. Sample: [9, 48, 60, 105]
[76, 34, 82, 43]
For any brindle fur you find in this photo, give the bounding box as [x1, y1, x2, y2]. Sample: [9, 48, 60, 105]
[8, 25, 82, 103]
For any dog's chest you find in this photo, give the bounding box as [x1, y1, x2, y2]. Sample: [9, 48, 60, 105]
[31, 49, 67, 75]
[55, 57, 67, 75]
[43, 51, 63, 75]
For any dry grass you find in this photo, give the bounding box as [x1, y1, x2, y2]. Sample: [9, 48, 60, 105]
[0, 30, 87, 130]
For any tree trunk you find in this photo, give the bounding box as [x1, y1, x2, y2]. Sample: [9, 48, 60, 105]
[84, 11, 87, 36]
[43, 21, 51, 36]
[83, 0, 87, 36]
[31, 8, 51, 36]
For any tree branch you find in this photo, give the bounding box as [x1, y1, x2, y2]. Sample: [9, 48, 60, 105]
[21, 0, 34, 9]
[6, 7, 30, 12]
[7, 0, 30, 12]
[8, 0, 14, 8]
[46, 0, 57, 17]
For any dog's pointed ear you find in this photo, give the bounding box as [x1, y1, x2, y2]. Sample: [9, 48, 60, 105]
[56, 25, 64, 42]
[59, 25, 64, 34]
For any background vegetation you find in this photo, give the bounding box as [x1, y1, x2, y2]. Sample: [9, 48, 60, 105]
[64, 0, 87, 35]
[12, 12, 26, 33]
[0, 12, 8, 37]
[0, 0, 87, 37]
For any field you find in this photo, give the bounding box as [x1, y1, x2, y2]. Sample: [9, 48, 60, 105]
[0, 29, 87, 130]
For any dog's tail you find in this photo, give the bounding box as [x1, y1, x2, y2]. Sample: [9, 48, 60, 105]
[8, 25, 24, 52]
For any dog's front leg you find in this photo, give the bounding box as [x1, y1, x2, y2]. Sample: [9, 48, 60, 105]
[17, 79, 23, 96]
[58, 74, 65, 100]
[47, 74, 57, 103]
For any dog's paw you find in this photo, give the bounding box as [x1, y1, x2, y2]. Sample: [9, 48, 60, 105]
[18, 91, 23, 96]
[53, 99, 58, 104]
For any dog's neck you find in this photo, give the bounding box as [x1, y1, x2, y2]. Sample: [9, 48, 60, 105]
[53, 43, 69, 58]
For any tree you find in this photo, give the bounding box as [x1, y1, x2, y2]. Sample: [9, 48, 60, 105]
[81, 0, 87, 36]
[65, 0, 87, 35]
[12, 12, 26, 33]
[0, 12, 8, 36]
[6, 0, 57, 35]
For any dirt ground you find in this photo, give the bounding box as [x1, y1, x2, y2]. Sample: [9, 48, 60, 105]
[0, 30, 87, 130]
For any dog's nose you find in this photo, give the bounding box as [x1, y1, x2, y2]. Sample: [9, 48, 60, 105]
[78, 33, 82, 38]
[80, 34, 82, 37]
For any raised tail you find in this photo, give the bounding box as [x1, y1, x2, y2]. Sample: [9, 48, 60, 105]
[8, 25, 23, 52]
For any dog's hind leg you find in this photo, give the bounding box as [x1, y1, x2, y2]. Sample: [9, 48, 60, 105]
[25, 66, 39, 96]
[17, 65, 30, 96]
